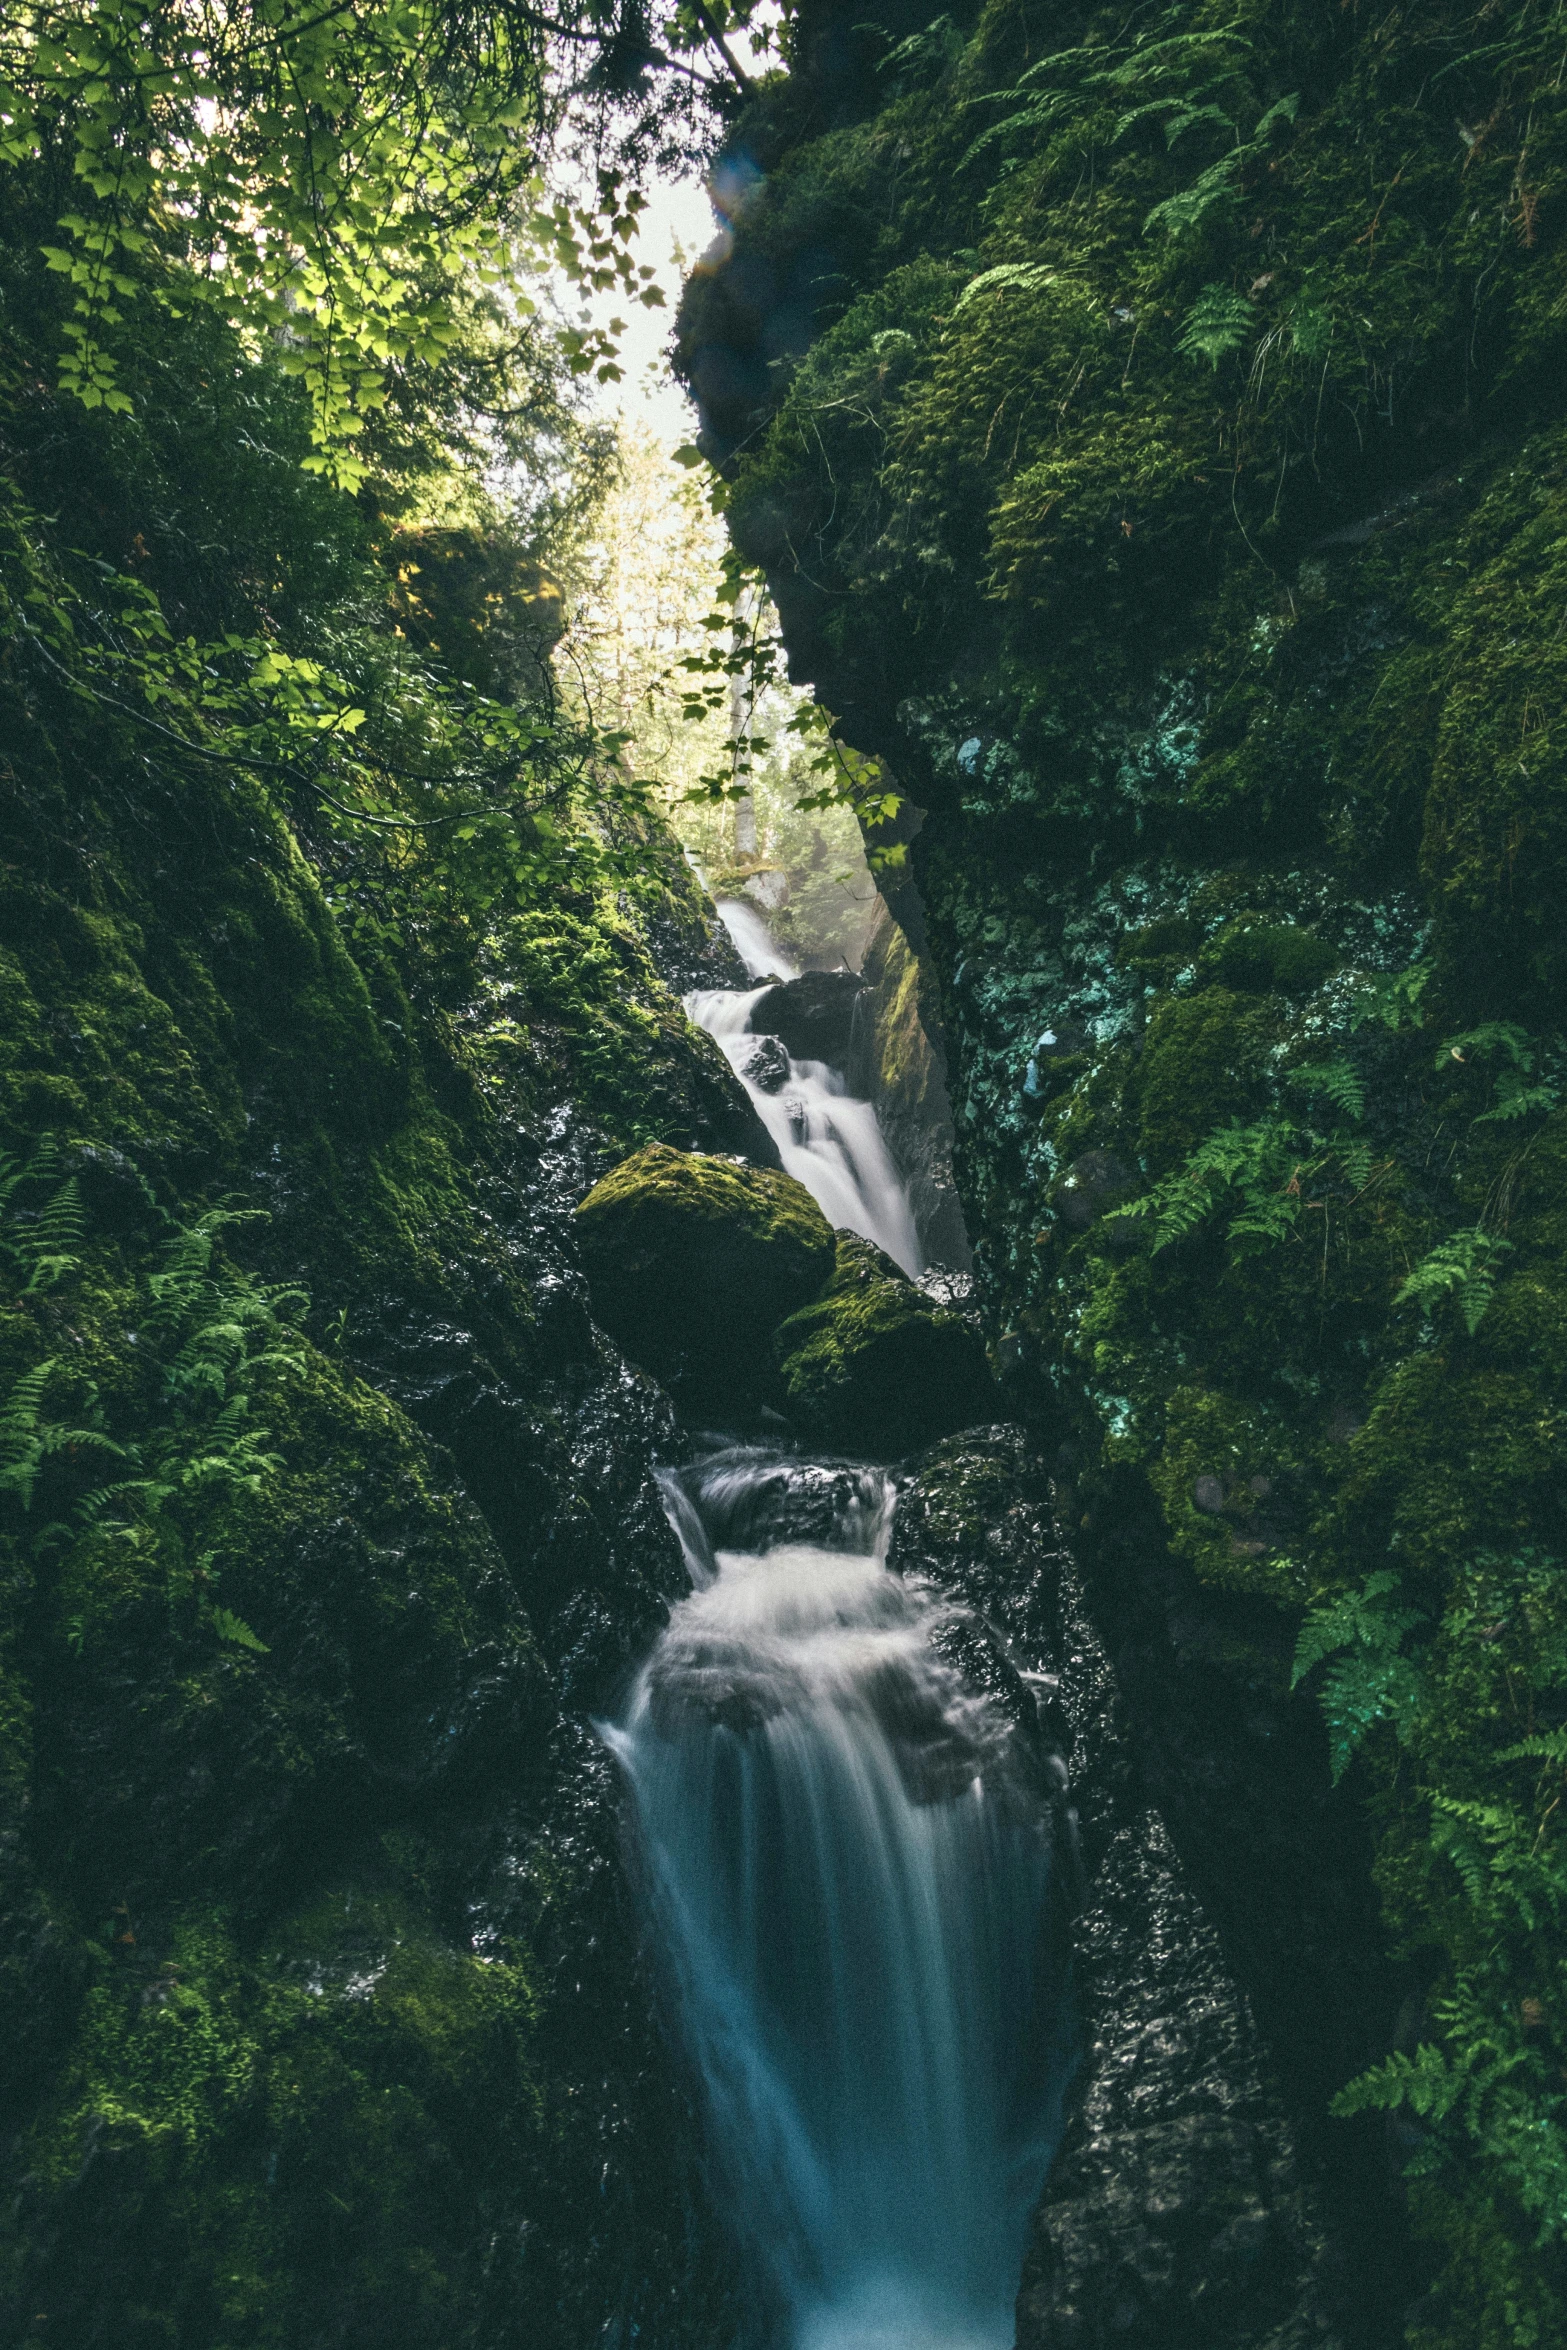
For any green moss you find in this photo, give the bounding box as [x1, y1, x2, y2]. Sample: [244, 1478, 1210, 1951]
[576, 1142, 835, 1404]
[1144, 1386, 1311, 1604]
[1131, 990, 1261, 1172]
[17, 1890, 547, 2349]
[1200, 920, 1342, 998]
[774, 1232, 994, 1457]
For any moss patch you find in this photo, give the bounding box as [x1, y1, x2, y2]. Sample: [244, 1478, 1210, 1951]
[774, 1232, 995, 1457]
[575, 1142, 835, 1405]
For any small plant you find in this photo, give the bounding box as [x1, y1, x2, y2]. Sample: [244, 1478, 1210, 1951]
[1106, 1101, 1374, 1258]
[1290, 1057, 1367, 1121]
[1351, 959, 1433, 1033]
[2, 1149, 304, 1657]
[0, 1139, 85, 1293]
[1437, 1024, 1561, 1124]
[1176, 284, 1254, 368]
[1292, 1571, 1428, 1781]
[1395, 1227, 1512, 1335]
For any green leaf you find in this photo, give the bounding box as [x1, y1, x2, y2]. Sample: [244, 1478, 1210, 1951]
[210, 1606, 269, 1653]
[1176, 282, 1253, 367]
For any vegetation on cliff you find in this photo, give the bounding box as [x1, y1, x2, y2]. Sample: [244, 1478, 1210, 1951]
[0, 10, 773, 2341]
[678, 0, 1567, 2336]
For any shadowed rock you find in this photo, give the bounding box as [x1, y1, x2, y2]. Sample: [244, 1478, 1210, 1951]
[774, 1232, 995, 1457]
[749, 969, 865, 1065]
[575, 1142, 835, 1410]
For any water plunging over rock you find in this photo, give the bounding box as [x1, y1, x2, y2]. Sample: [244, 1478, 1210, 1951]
[604, 1446, 1069, 2350]
[686, 980, 922, 1278]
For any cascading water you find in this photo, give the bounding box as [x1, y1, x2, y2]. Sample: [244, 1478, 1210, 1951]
[602, 1451, 1066, 2350]
[689, 901, 921, 1277]
[714, 895, 801, 982]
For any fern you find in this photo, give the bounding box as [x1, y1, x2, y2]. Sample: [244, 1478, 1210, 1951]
[1176, 283, 1253, 368]
[1477, 1071, 1559, 1123]
[1293, 1571, 1427, 1781]
[877, 13, 964, 87]
[1, 1138, 86, 1293]
[1332, 2041, 1461, 2123]
[1501, 1730, 1567, 1770]
[0, 1359, 126, 1510]
[1291, 1057, 1366, 1121]
[210, 1606, 269, 1654]
[953, 263, 1060, 313]
[1395, 1227, 1512, 1334]
[1436, 1025, 1563, 1124]
[1437, 1021, 1533, 1072]
[5, 1171, 305, 1664]
[1146, 160, 1247, 240]
[1107, 1115, 1291, 1249]
[1350, 959, 1432, 1033]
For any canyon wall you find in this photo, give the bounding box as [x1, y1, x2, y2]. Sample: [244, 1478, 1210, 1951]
[677, 3, 1567, 2340]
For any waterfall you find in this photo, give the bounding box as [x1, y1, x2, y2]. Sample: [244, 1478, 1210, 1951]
[714, 896, 801, 981]
[690, 902, 921, 1277]
[601, 1451, 1066, 2350]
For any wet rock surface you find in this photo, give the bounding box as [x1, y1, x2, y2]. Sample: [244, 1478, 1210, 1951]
[851, 896, 972, 1269]
[748, 969, 865, 1064]
[738, 1032, 792, 1093]
[774, 1231, 995, 1457]
[1018, 1813, 1340, 2350]
[891, 1428, 1344, 2350]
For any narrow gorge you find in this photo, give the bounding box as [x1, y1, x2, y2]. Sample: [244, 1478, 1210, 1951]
[2, 4, 1564, 2350]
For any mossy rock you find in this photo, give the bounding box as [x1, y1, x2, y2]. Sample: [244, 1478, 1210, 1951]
[575, 1142, 835, 1406]
[1199, 920, 1341, 997]
[774, 1233, 996, 1459]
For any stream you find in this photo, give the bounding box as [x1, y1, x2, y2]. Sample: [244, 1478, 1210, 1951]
[687, 901, 921, 1277]
[604, 902, 1065, 2349]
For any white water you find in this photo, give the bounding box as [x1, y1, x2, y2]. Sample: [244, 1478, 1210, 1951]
[604, 1456, 1061, 2350]
[689, 896, 921, 1275]
[714, 894, 800, 981]
[688, 984, 922, 1277]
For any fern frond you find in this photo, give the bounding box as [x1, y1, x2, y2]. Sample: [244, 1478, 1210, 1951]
[1396, 1227, 1513, 1334]
[1438, 1022, 1533, 1073]
[1501, 1732, 1567, 1769]
[210, 1606, 269, 1653]
[1332, 2043, 1458, 2122]
[1292, 1058, 1366, 1121]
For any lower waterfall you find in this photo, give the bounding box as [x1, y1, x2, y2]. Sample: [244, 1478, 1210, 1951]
[602, 1452, 1066, 2350]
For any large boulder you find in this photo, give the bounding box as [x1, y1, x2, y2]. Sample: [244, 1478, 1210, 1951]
[748, 969, 865, 1067]
[575, 1143, 835, 1408]
[773, 1233, 996, 1457]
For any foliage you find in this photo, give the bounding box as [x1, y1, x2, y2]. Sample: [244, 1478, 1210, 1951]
[684, 0, 1567, 2328]
[1107, 1099, 1376, 1258]
[1396, 1228, 1514, 1336]
[0, 0, 676, 479]
[1, 1140, 305, 1653]
[1292, 1571, 1428, 1783]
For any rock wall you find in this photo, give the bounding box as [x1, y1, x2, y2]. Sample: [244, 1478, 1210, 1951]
[676, 0, 1567, 2339]
[893, 1430, 1344, 2350]
[852, 894, 972, 1269]
[0, 727, 752, 2345]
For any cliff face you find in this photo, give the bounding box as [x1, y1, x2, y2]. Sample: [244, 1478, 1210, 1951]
[853, 893, 973, 1270]
[0, 531, 755, 2346]
[678, 2, 1567, 2340]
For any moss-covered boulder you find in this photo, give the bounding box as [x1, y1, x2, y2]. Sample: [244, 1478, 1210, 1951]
[774, 1233, 995, 1457]
[575, 1143, 835, 1405]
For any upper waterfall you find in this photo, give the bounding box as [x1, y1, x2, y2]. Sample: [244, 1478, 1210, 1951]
[688, 900, 922, 1276]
